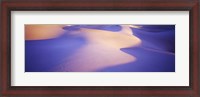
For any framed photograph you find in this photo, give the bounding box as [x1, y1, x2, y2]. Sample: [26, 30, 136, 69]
[1, 0, 199, 96]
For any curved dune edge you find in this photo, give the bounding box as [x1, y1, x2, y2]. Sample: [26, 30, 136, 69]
[53, 44, 137, 72]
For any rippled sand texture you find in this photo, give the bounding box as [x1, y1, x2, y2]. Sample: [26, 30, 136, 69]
[25, 25, 175, 72]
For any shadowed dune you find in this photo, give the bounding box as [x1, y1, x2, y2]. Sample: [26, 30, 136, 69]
[132, 26, 175, 53]
[97, 47, 175, 72]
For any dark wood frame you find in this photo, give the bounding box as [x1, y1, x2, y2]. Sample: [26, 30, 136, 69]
[1, 0, 199, 97]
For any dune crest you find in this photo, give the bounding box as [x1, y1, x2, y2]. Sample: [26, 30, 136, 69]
[79, 26, 141, 48]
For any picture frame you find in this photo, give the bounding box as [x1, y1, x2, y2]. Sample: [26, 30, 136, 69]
[1, 0, 199, 96]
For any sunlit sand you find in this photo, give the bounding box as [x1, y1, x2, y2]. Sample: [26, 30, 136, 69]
[25, 24, 66, 40]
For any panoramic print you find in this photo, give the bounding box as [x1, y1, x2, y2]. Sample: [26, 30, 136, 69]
[25, 25, 175, 72]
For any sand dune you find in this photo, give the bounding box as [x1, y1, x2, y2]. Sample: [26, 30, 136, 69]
[52, 25, 141, 71]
